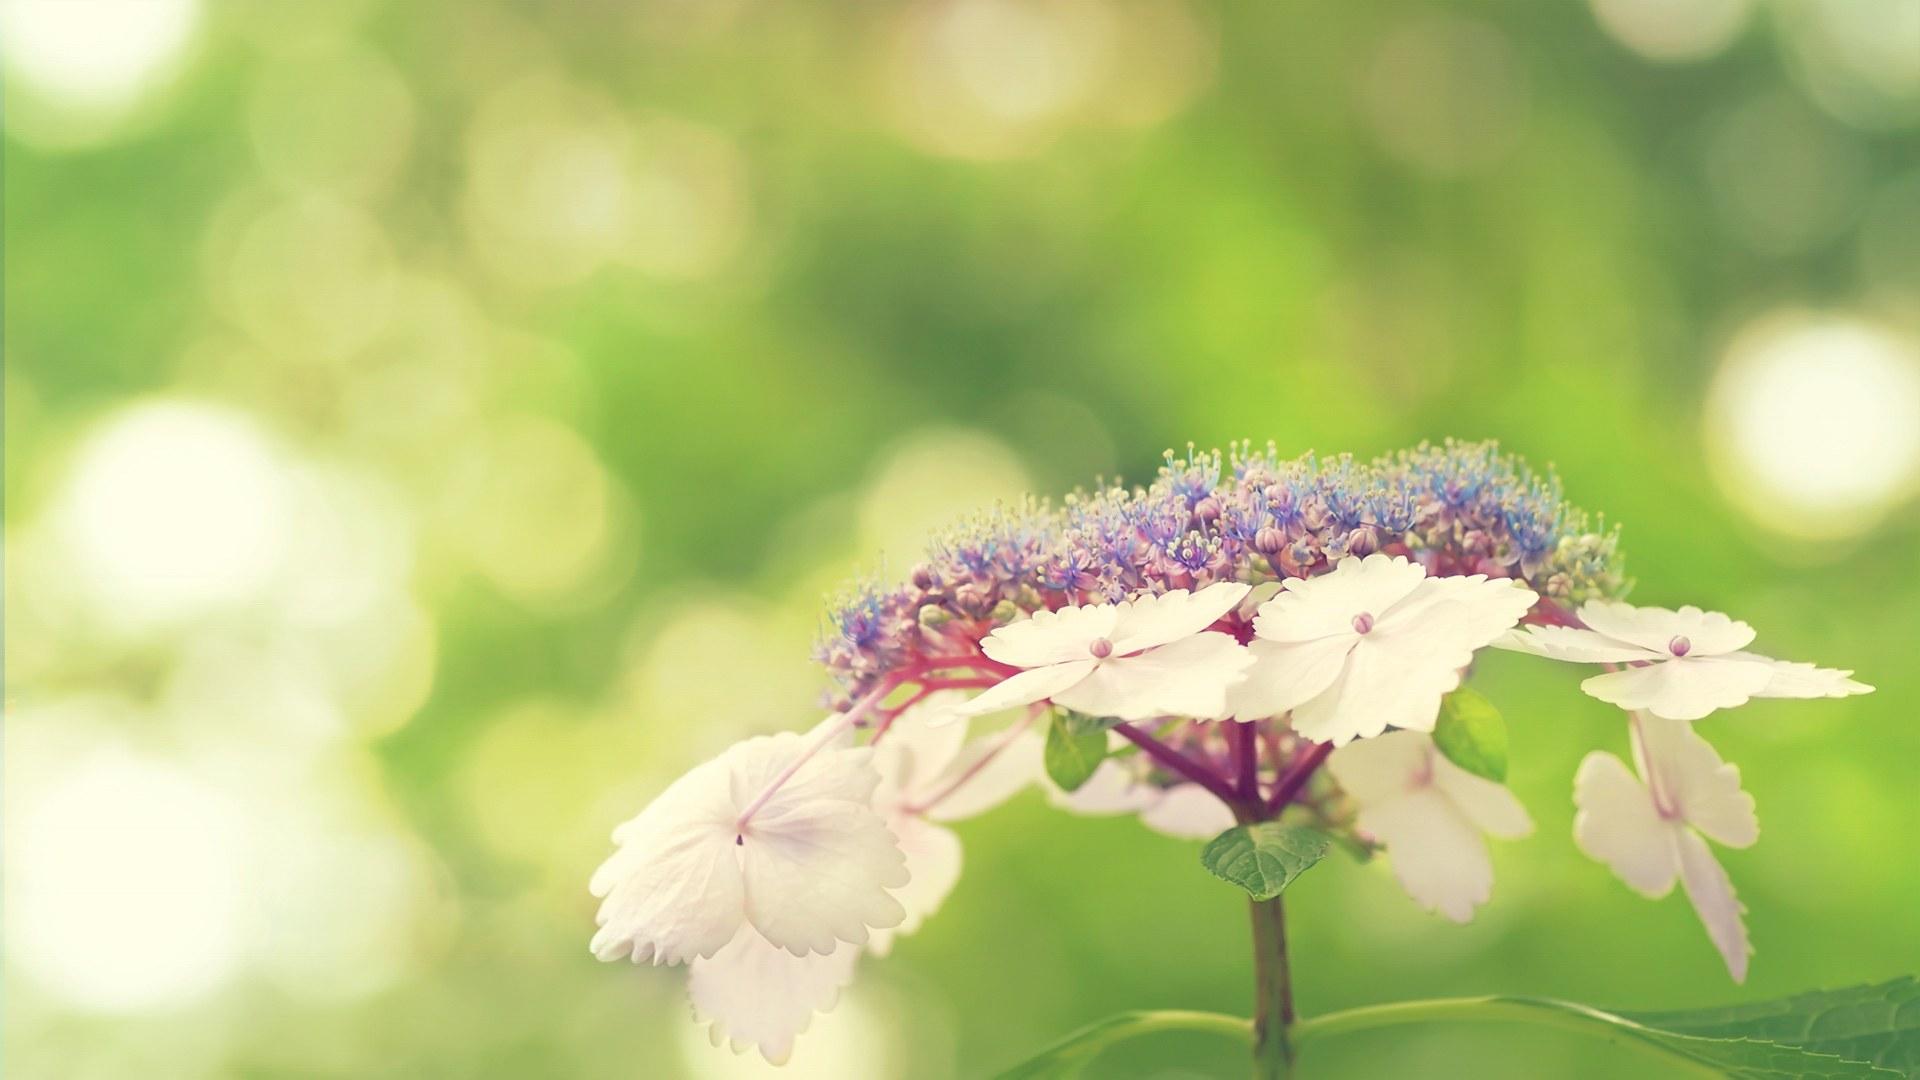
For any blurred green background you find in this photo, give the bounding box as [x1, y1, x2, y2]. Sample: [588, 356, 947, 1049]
[4, 0, 1918, 1076]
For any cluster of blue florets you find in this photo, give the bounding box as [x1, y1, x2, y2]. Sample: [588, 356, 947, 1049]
[818, 440, 1626, 697]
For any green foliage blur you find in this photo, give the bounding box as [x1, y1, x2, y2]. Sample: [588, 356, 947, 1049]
[5, 0, 1918, 1077]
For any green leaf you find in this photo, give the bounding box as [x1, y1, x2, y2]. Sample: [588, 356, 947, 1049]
[993, 1010, 1249, 1079]
[1199, 822, 1329, 901]
[1432, 687, 1508, 782]
[1043, 711, 1107, 792]
[1295, 994, 1906, 1079]
[1618, 978, 1920, 1078]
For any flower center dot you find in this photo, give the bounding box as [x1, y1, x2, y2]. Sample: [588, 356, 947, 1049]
[1089, 637, 1114, 659]
[1352, 612, 1374, 635]
[1669, 635, 1691, 657]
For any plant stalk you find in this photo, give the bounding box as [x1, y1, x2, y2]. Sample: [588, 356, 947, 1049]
[1248, 896, 1295, 1079]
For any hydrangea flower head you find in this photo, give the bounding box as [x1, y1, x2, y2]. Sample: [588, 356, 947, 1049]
[590, 438, 1872, 1066]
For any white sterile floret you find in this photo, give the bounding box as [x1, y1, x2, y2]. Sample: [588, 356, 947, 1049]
[1327, 730, 1533, 922]
[1573, 713, 1758, 981]
[950, 582, 1254, 723]
[1498, 601, 1873, 721]
[589, 732, 908, 967]
[1230, 554, 1537, 745]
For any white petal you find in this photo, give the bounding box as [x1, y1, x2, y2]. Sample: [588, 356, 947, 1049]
[1108, 582, 1251, 655]
[1325, 729, 1433, 805]
[1054, 633, 1253, 721]
[739, 746, 909, 955]
[688, 927, 860, 1065]
[1580, 658, 1776, 721]
[1254, 554, 1427, 644]
[1430, 753, 1533, 840]
[980, 603, 1119, 668]
[1572, 751, 1680, 898]
[725, 734, 882, 809]
[1719, 652, 1875, 700]
[1140, 783, 1237, 840]
[1047, 758, 1161, 815]
[1357, 788, 1496, 923]
[590, 755, 745, 965]
[925, 729, 1044, 822]
[1633, 715, 1757, 848]
[872, 695, 971, 807]
[1290, 576, 1532, 746]
[1577, 601, 1756, 657]
[866, 817, 962, 957]
[591, 822, 745, 965]
[948, 661, 1097, 719]
[1494, 625, 1661, 664]
[1675, 827, 1751, 983]
[1226, 635, 1354, 721]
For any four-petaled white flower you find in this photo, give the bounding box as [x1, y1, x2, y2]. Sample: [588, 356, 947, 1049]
[1230, 555, 1538, 745]
[1573, 713, 1758, 981]
[682, 697, 1040, 1062]
[950, 582, 1255, 723]
[589, 731, 908, 967]
[1498, 601, 1873, 721]
[1327, 730, 1533, 922]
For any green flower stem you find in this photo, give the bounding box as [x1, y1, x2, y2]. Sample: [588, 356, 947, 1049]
[1293, 998, 1729, 1078]
[1249, 897, 1294, 1079]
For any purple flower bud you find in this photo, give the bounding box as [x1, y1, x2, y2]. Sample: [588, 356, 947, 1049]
[1669, 635, 1691, 657]
[1346, 525, 1380, 557]
[1351, 612, 1375, 635]
[1254, 525, 1286, 555]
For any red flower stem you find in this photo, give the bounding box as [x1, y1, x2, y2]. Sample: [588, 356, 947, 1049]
[1113, 721, 1241, 806]
[1231, 721, 1260, 801]
[1266, 740, 1332, 816]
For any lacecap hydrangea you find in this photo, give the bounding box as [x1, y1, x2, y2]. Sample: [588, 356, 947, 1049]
[589, 439, 1870, 1072]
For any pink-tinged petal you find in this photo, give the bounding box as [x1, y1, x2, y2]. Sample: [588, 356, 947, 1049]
[1326, 730, 1433, 806]
[1577, 601, 1757, 657]
[1493, 625, 1661, 664]
[925, 730, 1044, 822]
[1676, 828, 1751, 983]
[1253, 554, 1427, 644]
[1357, 787, 1495, 923]
[1227, 635, 1354, 721]
[1048, 758, 1161, 815]
[1140, 783, 1237, 840]
[741, 781, 908, 955]
[725, 733, 882, 808]
[1580, 658, 1776, 721]
[688, 928, 860, 1065]
[1716, 653, 1875, 700]
[948, 661, 1098, 720]
[1633, 715, 1757, 849]
[1108, 582, 1252, 655]
[1431, 753, 1533, 840]
[866, 817, 962, 957]
[1054, 633, 1253, 721]
[1572, 751, 1680, 898]
[979, 604, 1120, 668]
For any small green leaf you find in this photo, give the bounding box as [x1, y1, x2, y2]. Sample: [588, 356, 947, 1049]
[1433, 687, 1508, 783]
[1044, 711, 1107, 792]
[1199, 822, 1329, 901]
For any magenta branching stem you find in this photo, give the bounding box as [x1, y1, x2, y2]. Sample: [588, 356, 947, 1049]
[1266, 741, 1332, 816]
[1231, 721, 1260, 802]
[1113, 721, 1242, 806]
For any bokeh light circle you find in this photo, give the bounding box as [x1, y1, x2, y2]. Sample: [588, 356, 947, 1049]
[1706, 313, 1920, 540]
